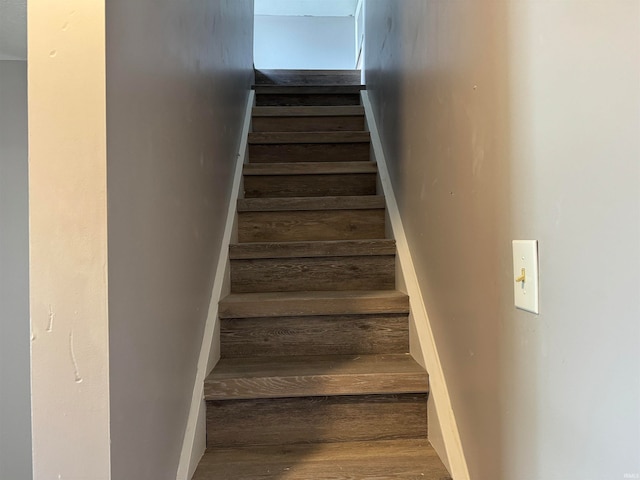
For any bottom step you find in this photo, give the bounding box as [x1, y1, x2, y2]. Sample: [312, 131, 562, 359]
[193, 439, 452, 480]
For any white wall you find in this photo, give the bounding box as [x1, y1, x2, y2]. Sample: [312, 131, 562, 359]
[29, 1, 111, 477]
[365, 1, 640, 479]
[105, 0, 254, 478]
[0, 59, 32, 480]
[255, 15, 356, 69]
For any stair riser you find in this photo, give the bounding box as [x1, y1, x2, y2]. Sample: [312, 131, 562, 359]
[206, 394, 427, 448]
[244, 173, 376, 198]
[249, 143, 370, 163]
[252, 116, 365, 133]
[221, 314, 409, 358]
[255, 94, 361, 107]
[230, 255, 395, 293]
[238, 210, 385, 243]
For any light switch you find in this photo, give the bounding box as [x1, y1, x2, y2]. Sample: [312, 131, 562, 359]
[512, 240, 539, 314]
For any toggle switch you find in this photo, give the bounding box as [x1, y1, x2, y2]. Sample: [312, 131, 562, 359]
[512, 240, 539, 314]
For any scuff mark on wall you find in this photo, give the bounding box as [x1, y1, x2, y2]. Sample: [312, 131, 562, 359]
[47, 305, 55, 332]
[471, 127, 486, 178]
[69, 331, 83, 383]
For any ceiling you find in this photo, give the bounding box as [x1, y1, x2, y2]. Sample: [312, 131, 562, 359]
[0, 0, 26, 60]
[255, 0, 359, 17]
[0, 0, 360, 61]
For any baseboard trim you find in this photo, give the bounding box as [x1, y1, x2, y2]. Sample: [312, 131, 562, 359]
[176, 90, 255, 480]
[361, 91, 470, 480]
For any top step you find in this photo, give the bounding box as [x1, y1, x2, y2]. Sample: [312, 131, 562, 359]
[255, 69, 362, 86]
[254, 85, 365, 95]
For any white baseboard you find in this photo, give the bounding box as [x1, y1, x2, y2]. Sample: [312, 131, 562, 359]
[361, 91, 470, 480]
[176, 90, 255, 480]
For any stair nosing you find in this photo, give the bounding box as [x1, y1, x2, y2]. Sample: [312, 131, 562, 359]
[253, 85, 365, 95]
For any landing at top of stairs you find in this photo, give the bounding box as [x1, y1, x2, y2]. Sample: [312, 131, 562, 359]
[255, 69, 362, 86]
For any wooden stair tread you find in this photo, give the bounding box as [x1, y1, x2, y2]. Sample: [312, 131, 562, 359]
[230, 239, 396, 259]
[254, 85, 365, 95]
[205, 353, 428, 400]
[249, 131, 370, 145]
[243, 161, 376, 176]
[193, 439, 452, 480]
[253, 105, 365, 117]
[238, 195, 384, 212]
[219, 290, 410, 318]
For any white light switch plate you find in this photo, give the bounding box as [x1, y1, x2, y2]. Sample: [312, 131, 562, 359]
[512, 240, 539, 314]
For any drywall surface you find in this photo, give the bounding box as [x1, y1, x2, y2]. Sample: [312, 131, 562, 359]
[0, 0, 27, 60]
[255, 0, 358, 17]
[364, 1, 640, 479]
[255, 15, 356, 69]
[105, 0, 254, 478]
[0, 59, 31, 480]
[28, 2, 111, 478]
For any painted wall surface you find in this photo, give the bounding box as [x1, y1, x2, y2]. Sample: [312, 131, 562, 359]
[255, 15, 356, 69]
[28, 1, 111, 478]
[0, 0, 27, 60]
[0, 59, 31, 480]
[364, 1, 640, 479]
[105, 0, 254, 478]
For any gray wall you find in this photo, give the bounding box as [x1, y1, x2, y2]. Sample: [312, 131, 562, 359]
[364, 1, 640, 479]
[254, 15, 356, 69]
[0, 60, 32, 480]
[105, 1, 254, 478]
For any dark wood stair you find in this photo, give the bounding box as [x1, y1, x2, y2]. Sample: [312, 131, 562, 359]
[255, 69, 362, 86]
[237, 196, 386, 243]
[249, 131, 371, 164]
[219, 289, 410, 318]
[229, 240, 396, 293]
[254, 85, 365, 107]
[205, 354, 428, 400]
[252, 106, 366, 133]
[193, 71, 451, 480]
[194, 439, 451, 479]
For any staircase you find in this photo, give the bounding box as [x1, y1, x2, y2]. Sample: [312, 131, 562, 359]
[193, 70, 452, 480]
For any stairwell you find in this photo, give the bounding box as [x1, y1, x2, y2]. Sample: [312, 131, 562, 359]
[193, 70, 452, 480]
